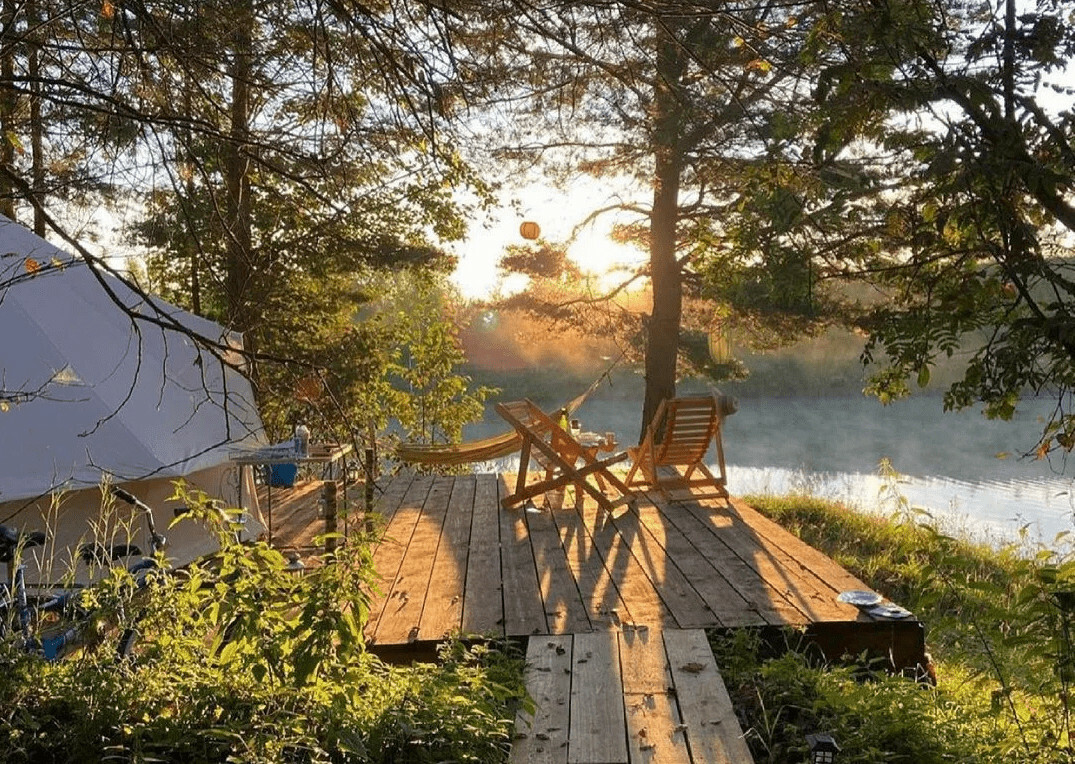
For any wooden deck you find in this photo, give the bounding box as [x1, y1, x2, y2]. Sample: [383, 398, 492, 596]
[265, 472, 926, 671]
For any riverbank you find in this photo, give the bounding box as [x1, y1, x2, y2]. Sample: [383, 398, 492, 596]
[725, 492, 1075, 763]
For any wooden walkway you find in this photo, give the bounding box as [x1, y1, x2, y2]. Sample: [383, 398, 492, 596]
[511, 628, 752, 764]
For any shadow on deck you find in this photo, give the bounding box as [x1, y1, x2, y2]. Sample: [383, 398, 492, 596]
[266, 472, 926, 673]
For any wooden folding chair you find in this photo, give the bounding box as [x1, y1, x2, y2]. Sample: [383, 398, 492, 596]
[624, 395, 731, 500]
[495, 399, 632, 512]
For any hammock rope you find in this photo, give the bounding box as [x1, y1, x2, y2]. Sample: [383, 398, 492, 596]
[395, 355, 622, 467]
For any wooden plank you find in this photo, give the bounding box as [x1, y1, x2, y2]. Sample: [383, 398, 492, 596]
[624, 691, 691, 764]
[568, 631, 628, 764]
[658, 499, 810, 627]
[679, 499, 860, 622]
[605, 497, 714, 629]
[499, 475, 549, 637]
[510, 636, 573, 764]
[577, 495, 671, 628]
[664, 629, 754, 764]
[618, 629, 672, 695]
[619, 628, 689, 764]
[417, 475, 476, 641]
[628, 501, 764, 628]
[364, 474, 435, 638]
[372, 476, 454, 644]
[526, 505, 592, 634]
[462, 473, 504, 636]
[549, 498, 629, 631]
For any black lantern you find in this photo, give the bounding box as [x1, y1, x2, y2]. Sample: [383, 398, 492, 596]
[806, 733, 840, 763]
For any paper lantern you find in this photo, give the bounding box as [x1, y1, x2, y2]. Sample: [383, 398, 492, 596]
[519, 220, 541, 240]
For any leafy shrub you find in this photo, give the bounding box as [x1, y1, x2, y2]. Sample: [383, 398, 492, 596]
[713, 630, 989, 762]
[0, 485, 526, 763]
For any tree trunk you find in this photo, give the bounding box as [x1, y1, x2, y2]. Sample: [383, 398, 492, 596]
[640, 22, 686, 442]
[0, 0, 18, 221]
[223, 8, 255, 354]
[27, 0, 44, 235]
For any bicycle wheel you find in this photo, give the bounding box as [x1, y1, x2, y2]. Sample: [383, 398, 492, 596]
[116, 625, 140, 661]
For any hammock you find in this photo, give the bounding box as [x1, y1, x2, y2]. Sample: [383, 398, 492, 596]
[394, 373, 608, 467]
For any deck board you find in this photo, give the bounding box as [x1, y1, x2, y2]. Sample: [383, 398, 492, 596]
[618, 631, 692, 761]
[568, 631, 628, 764]
[656, 499, 808, 626]
[578, 497, 672, 628]
[664, 629, 754, 764]
[514, 629, 750, 764]
[550, 496, 628, 631]
[367, 472, 418, 549]
[679, 497, 859, 622]
[526, 503, 592, 634]
[509, 635, 572, 764]
[461, 474, 503, 636]
[417, 475, 475, 641]
[498, 476, 549, 637]
[606, 500, 714, 629]
[627, 499, 756, 628]
[365, 475, 435, 638]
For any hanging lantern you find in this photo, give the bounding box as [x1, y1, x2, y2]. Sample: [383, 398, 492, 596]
[519, 220, 541, 240]
[708, 324, 733, 364]
[295, 374, 324, 403]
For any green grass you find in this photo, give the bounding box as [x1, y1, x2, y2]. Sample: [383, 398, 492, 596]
[711, 491, 1075, 763]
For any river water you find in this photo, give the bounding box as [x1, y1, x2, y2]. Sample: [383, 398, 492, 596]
[465, 389, 1075, 546]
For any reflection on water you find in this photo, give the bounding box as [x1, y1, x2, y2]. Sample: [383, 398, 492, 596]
[466, 391, 1075, 544]
[720, 394, 1075, 543]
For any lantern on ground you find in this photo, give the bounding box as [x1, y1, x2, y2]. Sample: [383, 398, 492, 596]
[519, 220, 541, 240]
[806, 733, 840, 763]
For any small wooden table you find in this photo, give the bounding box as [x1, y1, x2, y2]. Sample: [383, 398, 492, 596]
[230, 442, 352, 544]
[572, 432, 618, 490]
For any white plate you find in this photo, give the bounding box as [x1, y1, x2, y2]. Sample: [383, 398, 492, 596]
[836, 590, 883, 607]
[866, 603, 913, 619]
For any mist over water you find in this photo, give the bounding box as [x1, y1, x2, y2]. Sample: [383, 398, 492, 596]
[464, 378, 1075, 545]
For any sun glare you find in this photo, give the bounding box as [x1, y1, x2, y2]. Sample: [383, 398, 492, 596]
[450, 193, 647, 300]
[566, 225, 647, 292]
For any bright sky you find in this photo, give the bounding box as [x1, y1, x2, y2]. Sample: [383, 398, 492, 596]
[449, 181, 649, 300]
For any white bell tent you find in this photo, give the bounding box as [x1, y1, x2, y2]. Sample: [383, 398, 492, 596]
[0, 216, 266, 584]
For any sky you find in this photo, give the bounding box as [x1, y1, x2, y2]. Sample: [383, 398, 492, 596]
[448, 180, 649, 300]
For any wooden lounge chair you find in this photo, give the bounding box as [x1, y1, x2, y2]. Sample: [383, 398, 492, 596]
[495, 399, 632, 512]
[624, 395, 733, 500]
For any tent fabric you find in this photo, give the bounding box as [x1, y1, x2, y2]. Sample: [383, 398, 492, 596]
[0, 216, 266, 505]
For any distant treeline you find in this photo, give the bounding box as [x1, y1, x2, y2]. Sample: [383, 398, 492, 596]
[465, 328, 968, 402]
